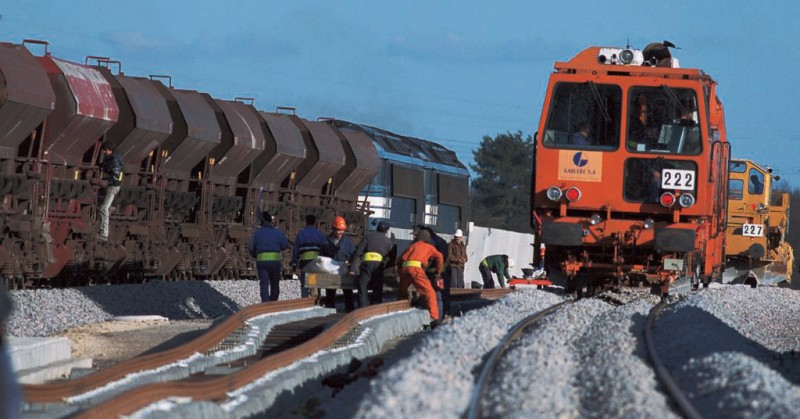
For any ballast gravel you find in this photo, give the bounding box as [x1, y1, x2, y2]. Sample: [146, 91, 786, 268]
[7, 279, 800, 418]
[329, 285, 799, 418]
[7, 279, 301, 337]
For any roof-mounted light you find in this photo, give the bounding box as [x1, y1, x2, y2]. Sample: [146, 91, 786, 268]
[619, 49, 634, 64]
[547, 186, 563, 201]
[597, 47, 644, 66]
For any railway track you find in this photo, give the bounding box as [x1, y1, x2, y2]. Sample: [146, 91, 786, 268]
[644, 301, 704, 419]
[465, 291, 686, 418]
[22, 288, 511, 417]
[466, 299, 573, 419]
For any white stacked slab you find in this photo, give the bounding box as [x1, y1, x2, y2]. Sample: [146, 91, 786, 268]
[7, 337, 92, 384]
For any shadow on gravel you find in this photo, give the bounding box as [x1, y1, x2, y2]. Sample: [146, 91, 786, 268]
[259, 333, 424, 417]
[653, 306, 800, 385]
[140, 327, 213, 356]
[76, 281, 245, 319]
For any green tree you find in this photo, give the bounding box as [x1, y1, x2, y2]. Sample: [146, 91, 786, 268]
[470, 131, 533, 232]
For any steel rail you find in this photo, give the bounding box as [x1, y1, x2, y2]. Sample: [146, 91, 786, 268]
[465, 299, 572, 419]
[644, 301, 704, 419]
[74, 300, 413, 417]
[23, 297, 317, 403]
[450, 287, 513, 300]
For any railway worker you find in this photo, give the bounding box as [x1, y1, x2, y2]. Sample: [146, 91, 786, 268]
[397, 229, 444, 323]
[478, 254, 514, 289]
[0, 286, 22, 417]
[350, 220, 396, 307]
[413, 225, 449, 316]
[447, 229, 468, 289]
[95, 141, 123, 241]
[292, 214, 327, 298]
[248, 211, 289, 302]
[569, 122, 592, 146]
[322, 216, 357, 312]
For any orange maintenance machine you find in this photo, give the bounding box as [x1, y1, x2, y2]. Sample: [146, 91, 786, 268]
[530, 41, 730, 296]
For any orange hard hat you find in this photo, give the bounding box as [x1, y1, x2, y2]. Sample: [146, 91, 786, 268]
[333, 216, 347, 230]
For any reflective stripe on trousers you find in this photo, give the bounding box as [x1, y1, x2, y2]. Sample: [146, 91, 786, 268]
[257, 252, 281, 261]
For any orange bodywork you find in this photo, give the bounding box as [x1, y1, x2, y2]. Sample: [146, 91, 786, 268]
[531, 44, 729, 286]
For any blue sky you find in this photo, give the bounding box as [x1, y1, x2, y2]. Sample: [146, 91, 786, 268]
[3, 1, 799, 187]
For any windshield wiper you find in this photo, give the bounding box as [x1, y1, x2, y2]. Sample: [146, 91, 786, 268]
[661, 84, 687, 116]
[586, 82, 611, 123]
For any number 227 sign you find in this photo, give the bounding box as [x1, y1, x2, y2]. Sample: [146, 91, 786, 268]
[741, 223, 764, 237]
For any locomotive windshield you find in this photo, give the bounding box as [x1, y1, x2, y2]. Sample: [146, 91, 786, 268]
[542, 82, 621, 150]
[626, 86, 702, 155]
[623, 158, 698, 203]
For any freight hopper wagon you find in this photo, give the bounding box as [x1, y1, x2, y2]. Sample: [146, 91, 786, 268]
[724, 159, 794, 286]
[337, 121, 471, 253]
[0, 40, 382, 288]
[531, 42, 730, 295]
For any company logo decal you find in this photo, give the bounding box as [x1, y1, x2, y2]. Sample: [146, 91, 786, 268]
[572, 152, 589, 167]
[558, 150, 602, 182]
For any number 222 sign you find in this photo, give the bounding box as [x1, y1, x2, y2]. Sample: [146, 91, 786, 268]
[661, 169, 695, 191]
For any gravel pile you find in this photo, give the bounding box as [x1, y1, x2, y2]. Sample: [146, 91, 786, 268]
[6, 279, 302, 337]
[9, 279, 800, 418]
[655, 285, 800, 417]
[353, 288, 566, 417]
[331, 285, 799, 418]
[481, 297, 676, 418]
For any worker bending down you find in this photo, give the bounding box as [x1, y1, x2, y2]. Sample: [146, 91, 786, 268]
[397, 229, 443, 321]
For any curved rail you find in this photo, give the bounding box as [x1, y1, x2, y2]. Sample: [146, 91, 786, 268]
[644, 302, 704, 419]
[451, 287, 513, 300]
[75, 300, 413, 417]
[466, 299, 572, 419]
[23, 298, 317, 403]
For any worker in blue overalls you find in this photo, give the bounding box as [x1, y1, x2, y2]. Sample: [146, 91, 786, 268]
[248, 211, 289, 302]
[292, 214, 326, 298]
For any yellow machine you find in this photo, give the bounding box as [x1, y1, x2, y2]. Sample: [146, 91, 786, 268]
[724, 159, 794, 285]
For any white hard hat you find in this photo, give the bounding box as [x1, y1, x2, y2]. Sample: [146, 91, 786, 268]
[506, 258, 515, 269]
[454, 229, 463, 237]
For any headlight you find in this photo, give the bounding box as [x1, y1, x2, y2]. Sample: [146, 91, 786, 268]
[589, 213, 603, 225]
[678, 193, 696, 208]
[660, 192, 676, 208]
[547, 186, 563, 201]
[565, 187, 582, 202]
[620, 49, 634, 64]
[643, 218, 655, 229]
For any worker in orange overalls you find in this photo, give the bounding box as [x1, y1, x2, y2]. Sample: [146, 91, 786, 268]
[397, 229, 443, 321]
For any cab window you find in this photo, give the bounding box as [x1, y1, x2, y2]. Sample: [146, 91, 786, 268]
[728, 179, 743, 200]
[542, 82, 621, 151]
[623, 158, 698, 203]
[626, 86, 701, 155]
[748, 169, 764, 195]
[729, 161, 746, 173]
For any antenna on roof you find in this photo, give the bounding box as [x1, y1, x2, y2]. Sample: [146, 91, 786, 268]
[626, 36, 631, 49]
